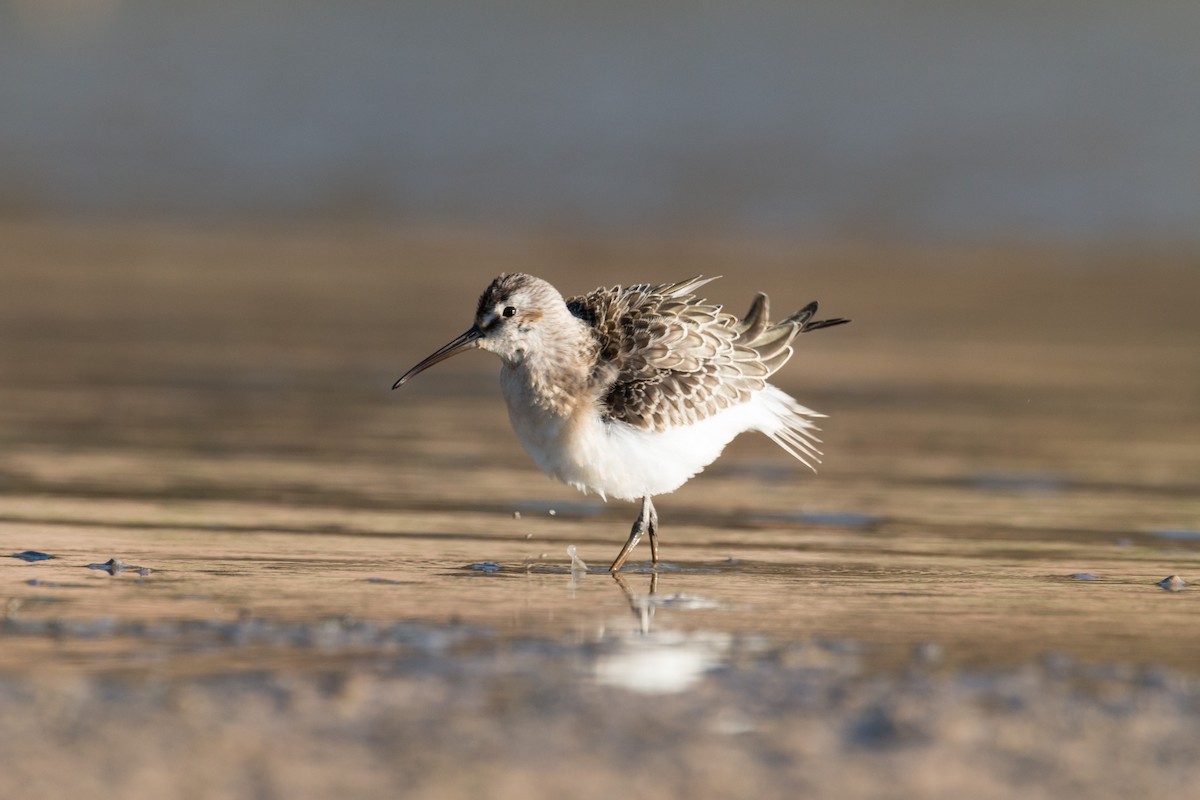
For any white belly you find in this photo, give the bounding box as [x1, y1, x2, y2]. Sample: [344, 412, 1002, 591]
[501, 373, 792, 501]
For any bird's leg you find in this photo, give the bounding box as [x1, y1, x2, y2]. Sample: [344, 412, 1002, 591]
[647, 497, 659, 565]
[610, 495, 654, 573]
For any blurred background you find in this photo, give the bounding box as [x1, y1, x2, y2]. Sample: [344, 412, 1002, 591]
[2, 0, 1198, 241]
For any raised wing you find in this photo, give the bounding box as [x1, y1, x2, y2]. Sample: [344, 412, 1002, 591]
[567, 277, 846, 432]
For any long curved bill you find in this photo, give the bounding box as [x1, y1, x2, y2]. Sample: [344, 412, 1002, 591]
[392, 326, 483, 389]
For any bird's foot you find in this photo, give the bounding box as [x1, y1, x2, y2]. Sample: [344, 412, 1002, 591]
[609, 528, 643, 573]
[610, 496, 657, 573]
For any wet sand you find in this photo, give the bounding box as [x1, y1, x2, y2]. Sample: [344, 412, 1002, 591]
[1, 222, 1199, 797]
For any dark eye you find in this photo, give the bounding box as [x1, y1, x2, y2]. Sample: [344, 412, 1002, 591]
[502, 306, 517, 318]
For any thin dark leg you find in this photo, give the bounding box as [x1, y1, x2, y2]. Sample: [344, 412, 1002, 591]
[610, 495, 653, 573]
[647, 497, 659, 565]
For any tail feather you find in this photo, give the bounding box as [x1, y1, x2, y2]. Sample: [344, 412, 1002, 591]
[757, 386, 826, 473]
[783, 301, 820, 328]
[733, 295, 845, 471]
[738, 297, 850, 378]
[733, 293, 770, 341]
[759, 346, 795, 376]
[801, 316, 851, 333]
[750, 328, 796, 364]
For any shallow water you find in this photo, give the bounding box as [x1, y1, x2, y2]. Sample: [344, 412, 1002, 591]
[1, 223, 1199, 797]
[4, 500, 1200, 677]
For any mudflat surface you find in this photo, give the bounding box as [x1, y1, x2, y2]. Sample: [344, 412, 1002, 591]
[1, 222, 1199, 798]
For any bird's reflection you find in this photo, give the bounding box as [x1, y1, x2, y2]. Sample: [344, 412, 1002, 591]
[589, 572, 730, 694]
[610, 571, 659, 635]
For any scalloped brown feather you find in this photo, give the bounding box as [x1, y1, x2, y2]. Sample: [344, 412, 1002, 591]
[567, 277, 847, 432]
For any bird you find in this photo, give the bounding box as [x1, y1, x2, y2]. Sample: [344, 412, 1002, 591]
[393, 274, 849, 572]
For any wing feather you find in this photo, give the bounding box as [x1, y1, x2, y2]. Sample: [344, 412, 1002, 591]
[567, 278, 751, 431]
[566, 277, 848, 432]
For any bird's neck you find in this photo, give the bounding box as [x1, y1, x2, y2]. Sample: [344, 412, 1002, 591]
[504, 315, 598, 418]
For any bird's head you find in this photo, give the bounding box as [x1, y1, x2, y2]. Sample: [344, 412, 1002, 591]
[393, 273, 567, 389]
